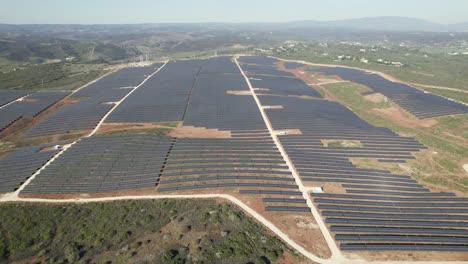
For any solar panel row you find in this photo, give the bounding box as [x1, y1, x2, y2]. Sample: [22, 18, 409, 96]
[0, 91, 70, 132]
[0, 143, 59, 193]
[157, 137, 306, 212]
[283, 62, 305, 69]
[0, 89, 32, 107]
[22, 134, 174, 193]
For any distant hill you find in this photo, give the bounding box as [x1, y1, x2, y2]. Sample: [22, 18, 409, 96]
[451, 22, 468, 32]
[285, 17, 468, 32]
[0, 17, 467, 33]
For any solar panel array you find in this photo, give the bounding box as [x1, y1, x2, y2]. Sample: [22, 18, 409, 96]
[249, 75, 323, 97]
[260, 96, 427, 161]
[12, 56, 468, 252]
[22, 135, 174, 194]
[238, 56, 322, 98]
[24, 66, 160, 137]
[158, 137, 309, 213]
[155, 57, 307, 212]
[0, 91, 70, 132]
[0, 144, 59, 193]
[283, 62, 305, 69]
[238, 56, 280, 66]
[241, 64, 295, 77]
[106, 60, 203, 123]
[0, 90, 31, 107]
[73, 65, 160, 102]
[183, 57, 266, 131]
[252, 81, 468, 251]
[316, 67, 468, 119]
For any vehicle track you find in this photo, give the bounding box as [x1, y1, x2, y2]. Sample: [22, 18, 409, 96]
[234, 56, 345, 263]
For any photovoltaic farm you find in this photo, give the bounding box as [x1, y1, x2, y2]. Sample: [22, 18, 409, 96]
[1, 55, 467, 259]
[239, 56, 468, 252]
[316, 67, 468, 119]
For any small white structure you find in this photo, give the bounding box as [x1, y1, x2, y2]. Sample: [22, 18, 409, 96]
[311, 187, 324, 193]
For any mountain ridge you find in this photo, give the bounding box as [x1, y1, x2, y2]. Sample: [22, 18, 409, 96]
[0, 16, 467, 32]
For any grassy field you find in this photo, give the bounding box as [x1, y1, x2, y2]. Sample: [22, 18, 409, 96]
[274, 43, 468, 91]
[101, 127, 173, 136]
[0, 200, 297, 264]
[0, 62, 106, 90]
[322, 82, 468, 193]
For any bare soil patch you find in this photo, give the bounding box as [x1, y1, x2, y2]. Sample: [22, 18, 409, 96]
[19, 188, 158, 200]
[372, 106, 438, 128]
[321, 139, 362, 148]
[253, 88, 270, 91]
[345, 250, 468, 262]
[272, 129, 302, 136]
[263, 105, 284, 109]
[280, 129, 302, 135]
[363, 93, 388, 104]
[97, 122, 177, 135]
[319, 182, 347, 194]
[266, 213, 331, 259]
[20, 98, 39, 103]
[303, 182, 347, 194]
[169, 126, 231, 139]
[226, 90, 252, 96]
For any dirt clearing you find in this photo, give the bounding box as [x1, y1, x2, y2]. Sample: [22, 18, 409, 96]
[97, 122, 179, 135]
[226, 90, 252, 96]
[363, 93, 389, 104]
[169, 126, 231, 138]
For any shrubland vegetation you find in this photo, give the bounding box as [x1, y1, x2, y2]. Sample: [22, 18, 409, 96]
[0, 63, 104, 90]
[0, 200, 296, 263]
[272, 42, 468, 91]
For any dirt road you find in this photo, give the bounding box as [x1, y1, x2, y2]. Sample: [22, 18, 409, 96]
[234, 56, 346, 263]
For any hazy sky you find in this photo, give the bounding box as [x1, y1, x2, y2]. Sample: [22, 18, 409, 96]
[1, 0, 467, 24]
